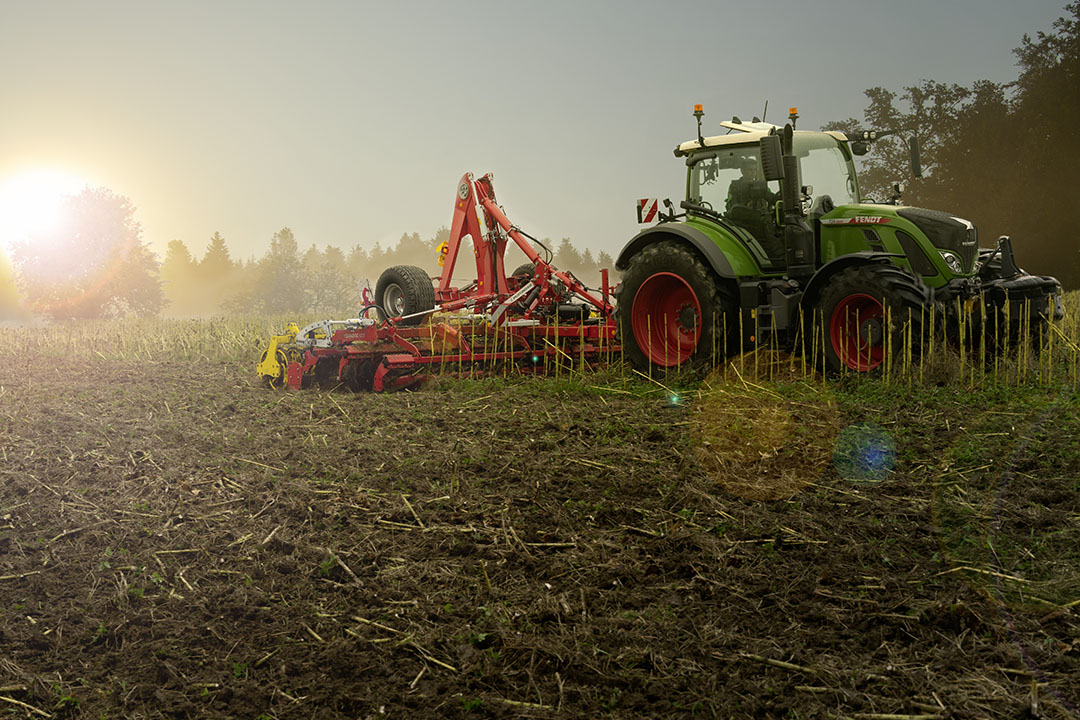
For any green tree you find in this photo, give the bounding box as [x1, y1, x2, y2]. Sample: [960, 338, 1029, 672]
[0, 249, 23, 319]
[200, 232, 235, 283]
[430, 226, 450, 250]
[300, 243, 322, 279]
[299, 244, 353, 312]
[347, 243, 370, 279]
[580, 248, 597, 274]
[827, 3, 1080, 288]
[182, 232, 240, 315]
[824, 80, 975, 203]
[554, 237, 581, 272]
[1006, 2, 1080, 287]
[312, 245, 357, 312]
[160, 239, 198, 316]
[252, 227, 306, 313]
[11, 187, 163, 318]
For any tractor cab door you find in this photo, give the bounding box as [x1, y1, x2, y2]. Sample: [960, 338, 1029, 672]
[689, 148, 785, 269]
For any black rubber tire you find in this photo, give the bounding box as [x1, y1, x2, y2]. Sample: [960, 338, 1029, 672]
[815, 262, 933, 373]
[511, 263, 535, 278]
[375, 265, 435, 326]
[615, 240, 738, 371]
[508, 263, 537, 293]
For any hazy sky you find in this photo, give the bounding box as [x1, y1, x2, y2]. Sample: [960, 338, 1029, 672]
[0, 0, 1069, 265]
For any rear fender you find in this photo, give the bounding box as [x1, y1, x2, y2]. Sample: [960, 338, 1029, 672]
[615, 224, 736, 278]
[801, 252, 904, 310]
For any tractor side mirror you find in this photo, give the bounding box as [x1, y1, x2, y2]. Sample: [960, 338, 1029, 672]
[910, 136, 922, 178]
[760, 135, 784, 182]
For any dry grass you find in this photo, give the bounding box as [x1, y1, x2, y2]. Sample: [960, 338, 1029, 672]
[0, 291, 1076, 389]
[0, 314, 319, 363]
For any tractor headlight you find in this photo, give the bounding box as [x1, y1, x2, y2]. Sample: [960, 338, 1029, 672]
[939, 250, 963, 274]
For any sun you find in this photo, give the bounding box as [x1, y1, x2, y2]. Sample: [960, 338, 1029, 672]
[0, 169, 90, 253]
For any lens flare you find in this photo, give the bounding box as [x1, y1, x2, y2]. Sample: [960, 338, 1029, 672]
[833, 423, 896, 482]
[0, 169, 89, 251]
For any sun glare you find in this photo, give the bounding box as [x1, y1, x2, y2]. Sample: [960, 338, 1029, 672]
[0, 170, 89, 253]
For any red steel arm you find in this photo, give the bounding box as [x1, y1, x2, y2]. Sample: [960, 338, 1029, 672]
[438, 171, 613, 318]
[477, 195, 613, 315]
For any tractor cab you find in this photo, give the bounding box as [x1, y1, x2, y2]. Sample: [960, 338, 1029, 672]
[679, 121, 861, 272]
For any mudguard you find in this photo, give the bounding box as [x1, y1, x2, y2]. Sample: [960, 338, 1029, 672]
[800, 252, 909, 309]
[615, 224, 736, 278]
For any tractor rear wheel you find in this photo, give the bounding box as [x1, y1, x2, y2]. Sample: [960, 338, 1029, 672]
[816, 262, 933, 373]
[375, 265, 435, 326]
[616, 240, 738, 370]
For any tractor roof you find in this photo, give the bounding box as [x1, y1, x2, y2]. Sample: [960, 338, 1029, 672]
[675, 121, 849, 157]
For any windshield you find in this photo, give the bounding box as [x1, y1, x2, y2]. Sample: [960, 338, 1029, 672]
[687, 134, 859, 213]
[688, 146, 779, 215]
[687, 146, 784, 262]
[792, 134, 858, 205]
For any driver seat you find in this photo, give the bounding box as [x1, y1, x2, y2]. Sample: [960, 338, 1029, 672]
[808, 194, 835, 221]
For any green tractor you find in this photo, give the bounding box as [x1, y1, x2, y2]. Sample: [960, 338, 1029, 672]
[615, 106, 1064, 372]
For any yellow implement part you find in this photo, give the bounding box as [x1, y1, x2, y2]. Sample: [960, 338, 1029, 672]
[256, 323, 299, 384]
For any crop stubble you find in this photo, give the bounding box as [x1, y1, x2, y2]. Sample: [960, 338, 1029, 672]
[0, 356, 1077, 718]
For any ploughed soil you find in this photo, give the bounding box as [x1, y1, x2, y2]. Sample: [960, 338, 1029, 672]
[0, 356, 1078, 719]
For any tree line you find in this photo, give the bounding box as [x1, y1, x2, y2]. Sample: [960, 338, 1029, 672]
[157, 227, 614, 317]
[825, 2, 1080, 289]
[0, 190, 615, 320]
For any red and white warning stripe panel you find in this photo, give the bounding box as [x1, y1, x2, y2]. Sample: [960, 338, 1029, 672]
[637, 198, 659, 224]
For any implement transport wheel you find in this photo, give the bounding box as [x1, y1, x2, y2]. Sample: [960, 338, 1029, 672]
[817, 262, 932, 373]
[375, 265, 435, 326]
[511, 262, 535, 278]
[508, 262, 536, 292]
[616, 240, 737, 370]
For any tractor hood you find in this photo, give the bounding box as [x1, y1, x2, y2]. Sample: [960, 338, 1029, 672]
[895, 207, 978, 273]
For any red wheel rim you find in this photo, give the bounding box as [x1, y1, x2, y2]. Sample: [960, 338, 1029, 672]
[631, 272, 701, 367]
[830, 293, 887, 371]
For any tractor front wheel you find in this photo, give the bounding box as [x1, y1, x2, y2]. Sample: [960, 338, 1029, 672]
[375, 265, 436, 326]
[816, 263, 932, 373]
[616, 241, 737, 370]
